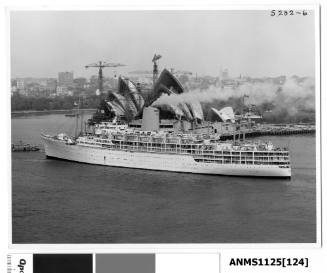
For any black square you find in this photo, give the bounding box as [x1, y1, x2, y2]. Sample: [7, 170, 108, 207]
[33, 254, 92, 273]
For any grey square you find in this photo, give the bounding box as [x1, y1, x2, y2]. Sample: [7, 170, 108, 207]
[96, 254, 155, 273]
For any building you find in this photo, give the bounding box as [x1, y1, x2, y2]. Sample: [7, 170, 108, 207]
[46, 78, 57, 91]
[95, 69, 204, 125]
[16, 79, 25, 90]
[58, 71, 74, 87]
[221, 68, 229, 80]
[56, 86, 73, 96]
[18, 88, 28, 96]
[141, 107, 160, 131]
[74, 77, 87, 89]
[11, 86, 18, 96]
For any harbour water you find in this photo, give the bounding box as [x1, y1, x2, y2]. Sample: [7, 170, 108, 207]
[11, 114, 316, 243]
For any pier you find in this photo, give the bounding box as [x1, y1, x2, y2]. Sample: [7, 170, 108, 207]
[219, 124, 315, 141]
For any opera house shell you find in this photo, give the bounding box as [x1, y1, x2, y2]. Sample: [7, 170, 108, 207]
[209, 106, 235, 122]
[102, 69, 203, 122]
[101, 76, 144, 120]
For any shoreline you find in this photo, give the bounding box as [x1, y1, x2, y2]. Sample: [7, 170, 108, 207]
[11, 108, 96, 117]
[11, 110, 316, 126]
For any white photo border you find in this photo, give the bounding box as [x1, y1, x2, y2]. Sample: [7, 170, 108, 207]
[5, 3, 322, 251]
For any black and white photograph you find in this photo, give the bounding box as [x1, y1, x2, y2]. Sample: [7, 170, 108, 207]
[10, 9, 319, 244]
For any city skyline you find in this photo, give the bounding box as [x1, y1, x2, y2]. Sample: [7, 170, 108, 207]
[11, 10, 315, 78]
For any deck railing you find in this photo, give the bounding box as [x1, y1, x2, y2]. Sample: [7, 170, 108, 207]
[76, 138, 290, 166]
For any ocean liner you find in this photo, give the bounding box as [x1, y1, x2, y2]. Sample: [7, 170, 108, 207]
[42, 119, 291, 177]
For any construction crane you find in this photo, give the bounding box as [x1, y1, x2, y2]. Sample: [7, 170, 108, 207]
[85, 61, 125, 95]
[152, 54, 162, 86]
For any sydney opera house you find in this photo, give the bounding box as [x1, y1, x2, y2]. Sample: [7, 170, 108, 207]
[97, 68, 204, 123]
[91, 67, 247, 134]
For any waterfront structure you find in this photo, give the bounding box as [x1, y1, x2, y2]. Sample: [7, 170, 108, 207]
[146, 68, 204, 121]
[97, 68, 204, 123]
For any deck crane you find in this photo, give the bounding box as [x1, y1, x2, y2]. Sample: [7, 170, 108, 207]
[85, 61, 125, 95]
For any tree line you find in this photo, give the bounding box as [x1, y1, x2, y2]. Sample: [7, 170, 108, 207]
[11, 93, 101, 111]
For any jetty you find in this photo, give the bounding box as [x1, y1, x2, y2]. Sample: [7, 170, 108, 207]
[220, 124, 315, 141]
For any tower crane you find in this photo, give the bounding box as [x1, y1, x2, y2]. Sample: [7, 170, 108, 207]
[85, 61, 125, 95]
[152, 54, 162, 86]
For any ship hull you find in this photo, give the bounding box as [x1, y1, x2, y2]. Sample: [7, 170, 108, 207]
[42, 136, 291, 178]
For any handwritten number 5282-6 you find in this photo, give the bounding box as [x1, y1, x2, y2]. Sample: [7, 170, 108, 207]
[271, 10, 306, 16]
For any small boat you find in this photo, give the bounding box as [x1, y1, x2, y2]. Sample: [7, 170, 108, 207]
[12, 141, 40, 152]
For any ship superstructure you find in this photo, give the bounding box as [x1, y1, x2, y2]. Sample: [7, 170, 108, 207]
[42, 121, 291, 177]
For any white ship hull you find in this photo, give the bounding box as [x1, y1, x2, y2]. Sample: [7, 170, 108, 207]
[42, 136, 291, 177]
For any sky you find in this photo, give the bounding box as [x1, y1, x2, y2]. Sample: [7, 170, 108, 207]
[10, 10, 316, 78]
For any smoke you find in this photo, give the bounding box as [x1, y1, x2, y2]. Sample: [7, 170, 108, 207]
[152, 77, 315, 123]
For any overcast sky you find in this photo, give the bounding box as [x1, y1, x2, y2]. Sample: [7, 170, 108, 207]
[10, 10, 315, 78]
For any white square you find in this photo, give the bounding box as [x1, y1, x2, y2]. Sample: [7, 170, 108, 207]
[156, 254, 220, 273]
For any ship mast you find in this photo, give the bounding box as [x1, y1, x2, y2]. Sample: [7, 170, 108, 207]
[74, 97, 80, 138]
[80, 96, 84, 135]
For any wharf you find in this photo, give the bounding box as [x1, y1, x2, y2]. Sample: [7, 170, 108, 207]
[219, 124, 315, 141]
